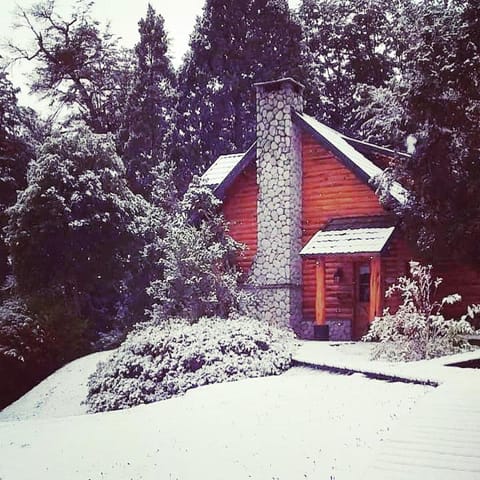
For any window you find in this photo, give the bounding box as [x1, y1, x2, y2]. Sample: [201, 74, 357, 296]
[358, 264, 370, 302]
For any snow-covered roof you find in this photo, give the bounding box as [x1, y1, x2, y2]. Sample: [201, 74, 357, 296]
[199, 143, 256, 198]
[199, 111, 409, 204]
[293, 112, 408, 205]
[300, 216, 396, 256]
[200, 153, 245, 188]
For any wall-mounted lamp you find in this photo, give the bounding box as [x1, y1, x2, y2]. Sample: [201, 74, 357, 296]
[333, 267, 343, 284]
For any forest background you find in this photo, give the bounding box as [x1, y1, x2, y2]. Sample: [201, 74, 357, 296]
[1, 0, 479, 407]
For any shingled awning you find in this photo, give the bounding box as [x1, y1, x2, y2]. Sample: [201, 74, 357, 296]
[300, 216, 396, 256]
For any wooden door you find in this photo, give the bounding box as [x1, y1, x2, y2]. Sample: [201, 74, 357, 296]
[354, 262, 370, 340]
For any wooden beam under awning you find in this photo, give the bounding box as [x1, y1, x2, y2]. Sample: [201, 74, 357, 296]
[315, 258, 326, 325]
[369, 255, 383, 322]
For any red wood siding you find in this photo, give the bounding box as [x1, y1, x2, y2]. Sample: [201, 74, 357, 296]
[219, 132, 480, 327]
[381, 233, 415, 313]
[370, 234, 480, 321]
[222, 162, 258, 273]
[301, 132, 387, 320]
[435, 262, 480, 322]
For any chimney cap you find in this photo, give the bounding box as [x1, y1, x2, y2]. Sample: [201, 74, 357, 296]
[254, 77, 305, 92]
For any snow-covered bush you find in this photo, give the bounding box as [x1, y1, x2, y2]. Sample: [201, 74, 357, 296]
[86, 316, 294, 412]
[147, 180, 248, 323]
[364, 261, 479, 361]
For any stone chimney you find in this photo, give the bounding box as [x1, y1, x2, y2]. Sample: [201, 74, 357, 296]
[250, 78, 304, 334]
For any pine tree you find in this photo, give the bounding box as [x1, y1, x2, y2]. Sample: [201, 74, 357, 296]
[173, 0, 303, 189]
[299, 0, 410, 135]
[359, 0, 480, 265]
[119, 4, 177, 199]
[0, 69, 33, 285]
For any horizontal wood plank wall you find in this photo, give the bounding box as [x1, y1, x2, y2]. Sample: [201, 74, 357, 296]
[370, 233, 480, 321]
[222, 162, 258, 273]
[381, 234, 415, 313]
[301, 133, 387, 321]
[435, 261, 480, 320]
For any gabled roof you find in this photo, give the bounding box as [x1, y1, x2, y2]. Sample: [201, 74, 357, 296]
[200, 111, 408, 204]
[201, 153, 244, 187]
[300, 215, 397, 256]
[200, 142, 256, 199]
[293, 113, 407, 204]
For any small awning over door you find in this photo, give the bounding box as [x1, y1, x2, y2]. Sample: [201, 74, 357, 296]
[300, 216, 396, 256]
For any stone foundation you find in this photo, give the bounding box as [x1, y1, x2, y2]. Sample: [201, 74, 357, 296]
[326, 319, 352, 341]
[247, 286, 302, 328]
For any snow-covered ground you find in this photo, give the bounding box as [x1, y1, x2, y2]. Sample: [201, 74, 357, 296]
[0, 349, 431, 480]
[295, 340, 480, 385]
[0, 351, 113, 422]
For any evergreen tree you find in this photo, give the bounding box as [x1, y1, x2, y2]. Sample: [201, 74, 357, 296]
[119, 4, 177, 199]
[148, 179, 245, 322]
[299, 0, 410, 135]
[5, 125, 158, 356]
[173, 0, 303, 189]
[0, 69, 33, 285]
[359, 0, 480, 265]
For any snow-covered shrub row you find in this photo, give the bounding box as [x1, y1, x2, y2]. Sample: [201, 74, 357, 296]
[364, 261, 479, 361]
[86, 316, 295, 412]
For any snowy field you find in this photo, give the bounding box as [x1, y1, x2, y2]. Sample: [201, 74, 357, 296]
[0, 351, 432, 480]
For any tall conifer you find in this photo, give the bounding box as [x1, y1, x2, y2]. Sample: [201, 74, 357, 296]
[173, 0, 303, 188]
[298, 0, 408, 135]
[120, 4, 177, 199]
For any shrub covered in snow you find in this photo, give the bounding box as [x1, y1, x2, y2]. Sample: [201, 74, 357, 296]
[86, 316, 295, 412]
[364, 261, 479, 361]
[147, 180, 248, 322]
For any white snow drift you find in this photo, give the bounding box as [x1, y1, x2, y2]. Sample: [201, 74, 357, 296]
[0, 349, 432, 480]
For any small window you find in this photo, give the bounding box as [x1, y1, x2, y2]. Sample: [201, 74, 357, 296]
[358, 264, 370, 302]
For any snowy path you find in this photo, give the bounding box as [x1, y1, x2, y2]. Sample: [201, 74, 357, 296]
[361, 376, 480, 479]
[292, 342, 480, 479]
[294, 341, 480, 385]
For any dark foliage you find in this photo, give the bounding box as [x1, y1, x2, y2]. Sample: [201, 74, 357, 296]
[0, 297, 56, 409]
[118, 4, 177, 199]
[5, 126, 157, 355]
[172, 0, 303, 190]
[9, 0, 135, 134]
[299, 0, 412, 135]
[359, 0, 480, 265]
[0, 70, 34, 285]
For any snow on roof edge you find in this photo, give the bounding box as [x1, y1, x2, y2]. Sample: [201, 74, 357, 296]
[200, 152, 245, 188]
[295, 112, 408, 205]
[300, 226, 396, 256]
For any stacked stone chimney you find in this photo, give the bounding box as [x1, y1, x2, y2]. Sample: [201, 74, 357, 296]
[250, 78, 305, 334]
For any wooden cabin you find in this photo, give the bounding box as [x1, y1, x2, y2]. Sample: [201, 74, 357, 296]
[200, 78, 480, 340]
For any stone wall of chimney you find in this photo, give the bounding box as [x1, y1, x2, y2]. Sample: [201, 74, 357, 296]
[249, 78, 312, 338]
